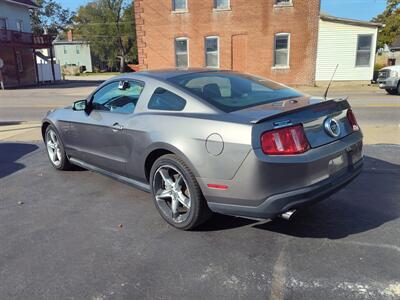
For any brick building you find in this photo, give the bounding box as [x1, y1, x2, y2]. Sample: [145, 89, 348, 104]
[134, 0, 321, 86]
[0, 0, 55, 88]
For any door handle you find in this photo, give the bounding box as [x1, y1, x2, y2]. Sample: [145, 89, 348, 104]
[112, 123, 124, 132]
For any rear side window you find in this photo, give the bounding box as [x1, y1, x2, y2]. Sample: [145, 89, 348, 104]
[148, 88, 186, 111]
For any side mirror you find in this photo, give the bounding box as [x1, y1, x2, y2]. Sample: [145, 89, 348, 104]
[73, 99, 87, 111]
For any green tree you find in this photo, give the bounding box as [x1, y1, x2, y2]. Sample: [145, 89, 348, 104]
[74, 0, 137, 72]
[31, 0, 75, 35]
[373, 0, 400, 49]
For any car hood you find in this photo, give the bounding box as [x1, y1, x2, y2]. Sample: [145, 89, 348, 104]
[380, 66, 400, 72]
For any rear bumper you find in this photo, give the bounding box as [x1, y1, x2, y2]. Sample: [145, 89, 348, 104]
[199, 131, 364, 219]
[207, 159, 363, 219]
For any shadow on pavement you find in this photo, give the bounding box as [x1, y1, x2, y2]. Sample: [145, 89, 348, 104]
[198, 155, 399, 238]
[253, 155, 399, 239]
[0, 143, 39, 179]
[6, 80, 105, 90]
[35, 80, 105, 89]
[0, 121, 22, 126]
[196, 213, 258, 231]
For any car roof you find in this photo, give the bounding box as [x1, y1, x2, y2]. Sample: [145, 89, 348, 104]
[127, 68, 236, 81]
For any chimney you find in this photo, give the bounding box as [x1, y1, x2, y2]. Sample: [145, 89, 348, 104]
[67, 30, 73, 42]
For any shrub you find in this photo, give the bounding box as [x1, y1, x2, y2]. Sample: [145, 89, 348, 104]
[374, 63, 386, 71]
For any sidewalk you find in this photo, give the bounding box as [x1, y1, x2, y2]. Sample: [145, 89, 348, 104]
[0, 122, 42, 142]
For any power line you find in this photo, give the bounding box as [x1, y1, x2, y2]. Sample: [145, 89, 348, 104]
[74, 21, 135, 25]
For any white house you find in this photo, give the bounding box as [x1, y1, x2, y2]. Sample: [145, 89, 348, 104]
[316, 14, 382, 83]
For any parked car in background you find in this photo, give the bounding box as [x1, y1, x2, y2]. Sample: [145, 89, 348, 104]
[42, 70, 364, 230]
[377, 65, 400, 94]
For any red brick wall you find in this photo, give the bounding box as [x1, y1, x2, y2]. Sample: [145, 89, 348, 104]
[134, 0, 320, 86]
[0, 46, 36, 88]
[18, 47, 36, 86]
[0, 46, 19, 87]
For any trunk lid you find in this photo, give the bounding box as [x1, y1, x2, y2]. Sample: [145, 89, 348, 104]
[231, 96, 354, 149]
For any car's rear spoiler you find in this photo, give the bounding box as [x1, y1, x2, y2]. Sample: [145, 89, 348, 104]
[250, 98, 350, 124]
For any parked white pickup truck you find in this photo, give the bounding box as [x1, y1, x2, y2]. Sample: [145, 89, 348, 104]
[378, 65, 400, 95]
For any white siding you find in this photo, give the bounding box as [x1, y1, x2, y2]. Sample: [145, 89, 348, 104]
[0, 1, 32, 33]
[316, 19, 378, 81]
[37, 63, 62, 82]
[54, 43, 93, 72]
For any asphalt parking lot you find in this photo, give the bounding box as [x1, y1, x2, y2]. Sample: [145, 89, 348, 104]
[0, 142, 399, 299]
[1, 81, 400, 299]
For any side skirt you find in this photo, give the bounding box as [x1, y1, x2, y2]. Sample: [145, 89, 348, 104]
[69, 157, 151, 193]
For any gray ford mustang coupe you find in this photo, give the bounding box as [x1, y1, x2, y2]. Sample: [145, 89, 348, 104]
[42, 69, 363, 230]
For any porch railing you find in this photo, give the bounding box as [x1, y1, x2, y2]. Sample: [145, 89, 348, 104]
[0, 29, 53, 47]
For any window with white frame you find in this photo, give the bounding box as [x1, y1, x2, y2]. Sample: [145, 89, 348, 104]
[16, 20, 23, 32]
[175, 37, 189, 68]
[214, 0, 230, 9]
[0, 18, 7, 30]
[275, 0, 292, 6]
[173, 0, 187, 12]
[356, 34, 373, 67]
[205, 36, 219, 68]
[274, 33, 290, 67]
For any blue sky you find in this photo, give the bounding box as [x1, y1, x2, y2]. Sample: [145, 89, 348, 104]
[59, 0, 387, 21]
[321, 0, 386, 21]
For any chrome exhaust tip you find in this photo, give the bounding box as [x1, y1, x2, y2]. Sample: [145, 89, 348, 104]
[280, 209, 297, 221]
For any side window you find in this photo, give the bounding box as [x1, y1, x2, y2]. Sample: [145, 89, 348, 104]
[16, 19, 23, 32]
[205, 36, 219, 68]
[275, 0, 292, 6]
[173, 0, 187, 12]
[274, 33, 290, 67]
[175, 37, 189, 68]
[92, 80, 144, 114]
[0, 18, 7, 30]
[214, 0, 230, 10]
[148, 88, 186, 111]
[356, 34, 373, 67]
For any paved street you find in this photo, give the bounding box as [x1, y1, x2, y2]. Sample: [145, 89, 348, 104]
[0, 143, 399, 299]
[0, 80, 399, 144]
[0, 81, 399, 299]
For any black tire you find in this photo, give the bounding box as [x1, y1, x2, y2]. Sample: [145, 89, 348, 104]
[150, 154, 212, 230]
[386, 89, 398, 95]
[44, 125, 72, 170]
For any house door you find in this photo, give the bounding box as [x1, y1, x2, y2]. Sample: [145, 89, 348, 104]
[232, 34, 248, 72]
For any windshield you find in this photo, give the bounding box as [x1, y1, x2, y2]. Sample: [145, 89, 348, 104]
[168, 72, 303, 112]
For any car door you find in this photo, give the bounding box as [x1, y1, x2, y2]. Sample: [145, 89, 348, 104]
[68, 79, 144, 176]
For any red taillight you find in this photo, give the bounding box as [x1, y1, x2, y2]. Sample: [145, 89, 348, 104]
[347, 109, 360, 131]
[261, 125, 310, 155]
[207, 184, 229, 190]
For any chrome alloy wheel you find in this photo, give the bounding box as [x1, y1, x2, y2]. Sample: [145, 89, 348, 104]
[46, 129, 62, 166]
[153, 165, 191, 223]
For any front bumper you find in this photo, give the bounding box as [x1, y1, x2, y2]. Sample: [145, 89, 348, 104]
[207, 159, 363, 219]
[378, 78, 399, 89]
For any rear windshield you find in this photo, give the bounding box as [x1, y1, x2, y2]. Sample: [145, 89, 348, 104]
[167, 72, 303, 112]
